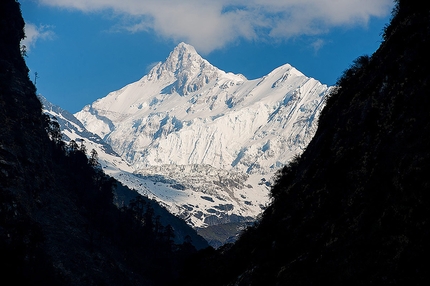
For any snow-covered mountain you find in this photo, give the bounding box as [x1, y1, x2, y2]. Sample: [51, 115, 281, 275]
[40, 95, 212, 248]
[41, 94, 269, 231]
[39, 95, 133, 173]
[69, 42, 331, 230]
[76, 43, 331, 176]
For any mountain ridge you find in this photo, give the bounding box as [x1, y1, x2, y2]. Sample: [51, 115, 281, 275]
[73, 43, 331, 230]
[1, 2, 208, 284]
[41, 95, 269, 235]
[178, 1, 430, 284]
[76, 42, 331, 174]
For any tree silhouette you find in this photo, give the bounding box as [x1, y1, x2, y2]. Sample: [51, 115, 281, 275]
[44, 115, 62, 144]
[67, 140, 78, 153]
[89, 149, 99, 166]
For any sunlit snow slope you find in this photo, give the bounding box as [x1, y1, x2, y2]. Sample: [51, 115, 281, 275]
[41, 95, 268, 229]
[74, 43, 332, 228]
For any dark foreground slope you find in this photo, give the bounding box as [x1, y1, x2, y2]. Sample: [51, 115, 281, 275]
[180, 1, 430, 285]
[0, 1, 206, 285]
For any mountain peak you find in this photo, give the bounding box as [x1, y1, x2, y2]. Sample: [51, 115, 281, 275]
[165, 42, 205, 71]
[145, 42, 221, 95]
[173, 42, 198, 56]
[75, 39, 331, 229]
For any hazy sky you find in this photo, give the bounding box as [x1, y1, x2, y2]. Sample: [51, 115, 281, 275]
[20, 0, 394, 113]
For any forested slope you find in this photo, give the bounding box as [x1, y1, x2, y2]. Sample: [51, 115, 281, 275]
[180, 1, 430, 284]
[0, 1, 205, 285]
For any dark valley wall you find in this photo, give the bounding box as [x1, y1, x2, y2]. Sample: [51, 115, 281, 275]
[3, 0, 429, 285]
[180, 1, 430, 285]
[1, 1, 206, 285]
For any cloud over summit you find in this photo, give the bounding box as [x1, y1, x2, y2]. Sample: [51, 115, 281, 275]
[39, 0, 393, 53]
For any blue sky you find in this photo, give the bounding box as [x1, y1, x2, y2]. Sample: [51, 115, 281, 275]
[20, 0, 394, 113]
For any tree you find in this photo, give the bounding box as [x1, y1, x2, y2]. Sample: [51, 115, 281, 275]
[129, 196, 146, 223]
[67, 140, 79, 153]
[78, 139, 86, 154]
[164, 224, 175, 247]
[20, 44, 27, 57]
[143, 204, 155, 233]
[89, 149, 99, 167]
[184, 234, 192, 245]
[44, 115, 62, 144]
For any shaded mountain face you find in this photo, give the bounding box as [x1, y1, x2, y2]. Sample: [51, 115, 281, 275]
[179, 1, 430, 285]
[1, 1, 207, 285]
[39, 96, 209, 249]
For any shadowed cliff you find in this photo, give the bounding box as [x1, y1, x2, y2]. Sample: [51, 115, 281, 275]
[180, 1, 430, 284]
[1, 1, 206, 285]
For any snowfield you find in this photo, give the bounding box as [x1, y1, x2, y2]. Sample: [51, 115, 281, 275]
[44, 42, 332, 228]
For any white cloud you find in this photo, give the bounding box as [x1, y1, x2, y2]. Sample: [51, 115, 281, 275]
[38, 0, 394, 53]
[21, 23, 55, 51]
[311, 39, 325, 54]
